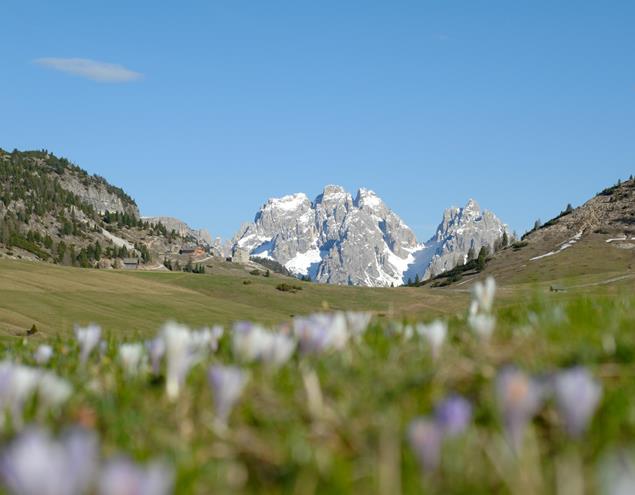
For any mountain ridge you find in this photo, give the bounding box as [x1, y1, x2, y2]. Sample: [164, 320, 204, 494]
[232, 185, 510, 286]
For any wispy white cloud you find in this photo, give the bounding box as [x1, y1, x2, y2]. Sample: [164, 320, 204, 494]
[33, 57, 142, 83]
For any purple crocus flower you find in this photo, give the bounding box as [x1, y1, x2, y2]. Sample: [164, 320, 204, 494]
[98, 457, 174, 495]
[0, 427, 98, 495]
[407, 418, 443, 472]
[553, 367, 602, 437]
[435, 395, 472, 437]
[496, 367, 544, 452]
[208, 365, 249, 425]
[145, 337, 166, 376]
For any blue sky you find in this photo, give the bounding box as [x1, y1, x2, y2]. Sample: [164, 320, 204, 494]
[1, 1, 634, 241]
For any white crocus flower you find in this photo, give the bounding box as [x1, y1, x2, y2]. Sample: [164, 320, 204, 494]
[5, 364, 41, 428]
[232, 323, 296, 367]
[192, 325, 223, 353]
[415, 320, 448, 360]
[262, 332, 296, 368]
[160, 322, 213, 400]
[33, 345, 53, 366]
[232, 322, 270, 362]
[37, 372, 73, 411]
[472, 276, 496, 314]
[75, 324, 101, 365]
[468, 314, 496, 340]
[118, 343, 146, 377]
[162, 323, 194, 400]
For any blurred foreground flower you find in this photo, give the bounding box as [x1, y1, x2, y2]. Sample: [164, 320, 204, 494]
[0, 427, 98, 495]
[75, 324, 101, 365]
[468, 277, 497, 340]
[98, 457, 174, 495]
[416, 320, 447, 359]
[496, 367, 543, 452]
[553, 367, 602, 437]
[435, 394, 472, 437]
[471, 277, 496, 315]
[118, 343, 146, 377]
[0, 362, 73, 427]
[293, 313, 349, 353]
[146, 337, 165, 376]
[468, 313, 496, 340]
[407, 418, 443, 472]
[232, 322, 295, 367]
[343, 311, 372, 340]
[33, 345, 53, 366]
[37, 372, 72, 412]
[208, 365, 249, 425]
[160, 322, 212, 400]
[408, 394, 472, 474]
[0, 362, 41, 428]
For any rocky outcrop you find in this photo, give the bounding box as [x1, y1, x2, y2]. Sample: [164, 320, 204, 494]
[420, 199, 510, 279]
[58, 173, 139, 217]
[142, 216, 212, 245]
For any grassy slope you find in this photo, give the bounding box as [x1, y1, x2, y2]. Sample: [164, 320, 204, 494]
[441, 234, 635, 298]
[0, 259, 469, 338]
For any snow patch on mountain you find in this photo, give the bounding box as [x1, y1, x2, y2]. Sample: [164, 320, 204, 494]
[284, 247, 322, 275]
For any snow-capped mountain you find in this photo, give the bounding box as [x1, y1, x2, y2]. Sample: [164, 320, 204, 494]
[406, 199, 510, 281]
[232, 186, 509, 287]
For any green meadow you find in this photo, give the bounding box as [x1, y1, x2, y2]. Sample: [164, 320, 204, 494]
[0, 259, 469, 338]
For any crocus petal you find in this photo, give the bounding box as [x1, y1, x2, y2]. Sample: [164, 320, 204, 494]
[407, 418, 443, 472]
[496, 367, 544, 452]
[208, 365, 249, 424]
[553, 367, 602, 437]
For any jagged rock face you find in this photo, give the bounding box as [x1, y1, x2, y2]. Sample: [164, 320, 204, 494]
[233, 188, 509, 287]
[423, 199, 510, 278]
[233, 186, 421, 286]
[143, 216, 212, 245]
[58, 174, 139, 217]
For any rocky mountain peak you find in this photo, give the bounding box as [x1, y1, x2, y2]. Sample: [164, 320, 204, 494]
[233, 185, 420, 286]
[232, 186, 509, 287]
[424, 199, 509, 278]
[263, 193, 310, 213]
[354, 188, 385, 210]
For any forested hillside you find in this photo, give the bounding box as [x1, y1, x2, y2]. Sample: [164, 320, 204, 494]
[0, 149, 182, 268]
